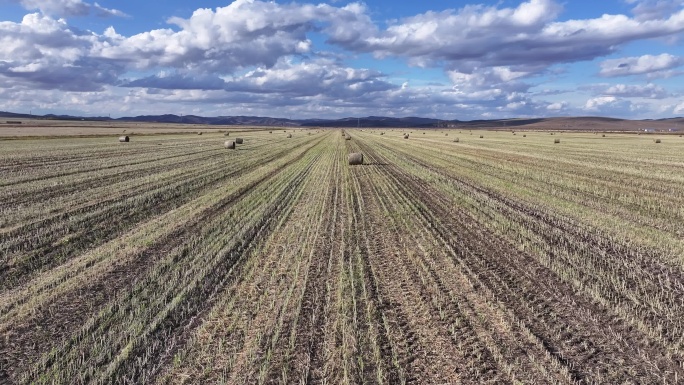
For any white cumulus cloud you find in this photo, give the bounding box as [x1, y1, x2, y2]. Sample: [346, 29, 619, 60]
[599, 54, 683, 77]
[602, 83, 669, 98]
[15, 0, 127, 17]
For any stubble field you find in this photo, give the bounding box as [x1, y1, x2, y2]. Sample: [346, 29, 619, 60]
[1, 127, 683, 384]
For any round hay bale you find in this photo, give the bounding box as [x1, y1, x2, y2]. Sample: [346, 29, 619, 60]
[445, 133, 448, 136]
[523, 134, 527, 137]
[479, 135, 484, 138]
[287, 133, 292, 138]
[655, 139, 662, 143]
[119, 135, 129, 142]
[348, 153, 363, 165]
[403, 134, 409, 139]
[602, 134, 606, 137]
[235, 138, 244, 144]
[554, 138, 560, 143]
[197, 132, 203, 135]
[345, 135, 352, 140]
[269, 131, 272, 133]
[453, 138, 459, 142]
[224, 140, 236, 149]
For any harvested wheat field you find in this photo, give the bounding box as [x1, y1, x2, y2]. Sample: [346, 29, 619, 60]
[1, 128, 684, 384]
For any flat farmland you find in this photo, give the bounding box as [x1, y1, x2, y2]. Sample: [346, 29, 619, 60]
[1, 128, 684, 384]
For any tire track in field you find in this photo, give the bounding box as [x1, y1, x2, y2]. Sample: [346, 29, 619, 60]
[0, 137, 319, 290]
[379, 138, 684, 355]
[349, 142, 508, 384]
[284, 139, 343, 384]
[0, 136, 327, 385]
[362, 138, 684, 383]
[0, 147, 224, 208]
[432, 143, 684, 237]
[111, 147, 326, 385]
[0, 144, 220, 188]
[342, 143, 403, 384]
[152, 135, 336, 384]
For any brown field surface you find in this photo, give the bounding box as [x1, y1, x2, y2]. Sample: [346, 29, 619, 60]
[1, 127, 683, 384]
[0, 119, 287, 138]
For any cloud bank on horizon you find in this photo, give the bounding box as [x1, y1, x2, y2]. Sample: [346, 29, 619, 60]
[0, 0, 683, 119]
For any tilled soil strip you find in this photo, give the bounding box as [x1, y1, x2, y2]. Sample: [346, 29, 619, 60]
[360, 139, 684, 383]
[0, 136, 326, 384]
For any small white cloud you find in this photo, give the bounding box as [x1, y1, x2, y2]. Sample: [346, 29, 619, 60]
[626, 0, 684, 21]
[585, 96, 618, 110]
[599, 54, 683, 77]
[603, 83, 669, 98]
[15, 0, 127, 18]
[674, 101, 684, 114]
[547, 102, 566, 110]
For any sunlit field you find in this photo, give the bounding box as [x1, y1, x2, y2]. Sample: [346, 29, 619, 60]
[1, 127, 683, 384]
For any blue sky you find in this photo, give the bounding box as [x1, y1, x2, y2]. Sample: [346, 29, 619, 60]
[0, 0, 683, 119]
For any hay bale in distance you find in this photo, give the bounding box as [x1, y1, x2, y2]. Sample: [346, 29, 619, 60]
[224, 132, 229, 136]
[454, 138, 459, 142]
[479, 135, 484, 138]
[655, 139, 662, 143]
[235, 138, 244, 144]
[224, 140, 236, 149]
[345, 135, 352, 140]
[404, 134, 409, 139]
[602, 134, 606, 137]
[523, 134, 527, 137]
[119, 135, 129, 142]
[554, 138, 560, 144]
[348, 153, 363, 165]
[197, 132, 203, 135]
[287, 133, 292, 138]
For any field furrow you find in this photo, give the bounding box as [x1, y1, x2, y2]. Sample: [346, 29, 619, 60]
[2, 128, 683, 384]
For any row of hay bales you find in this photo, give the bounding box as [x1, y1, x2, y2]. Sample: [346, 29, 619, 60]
[119, 131, 297, 145]
[224, 137, 244, 149]
[340, 130, 362, 165]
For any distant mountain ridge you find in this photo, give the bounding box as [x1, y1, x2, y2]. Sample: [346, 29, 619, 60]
[1, 110, 682, 129]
